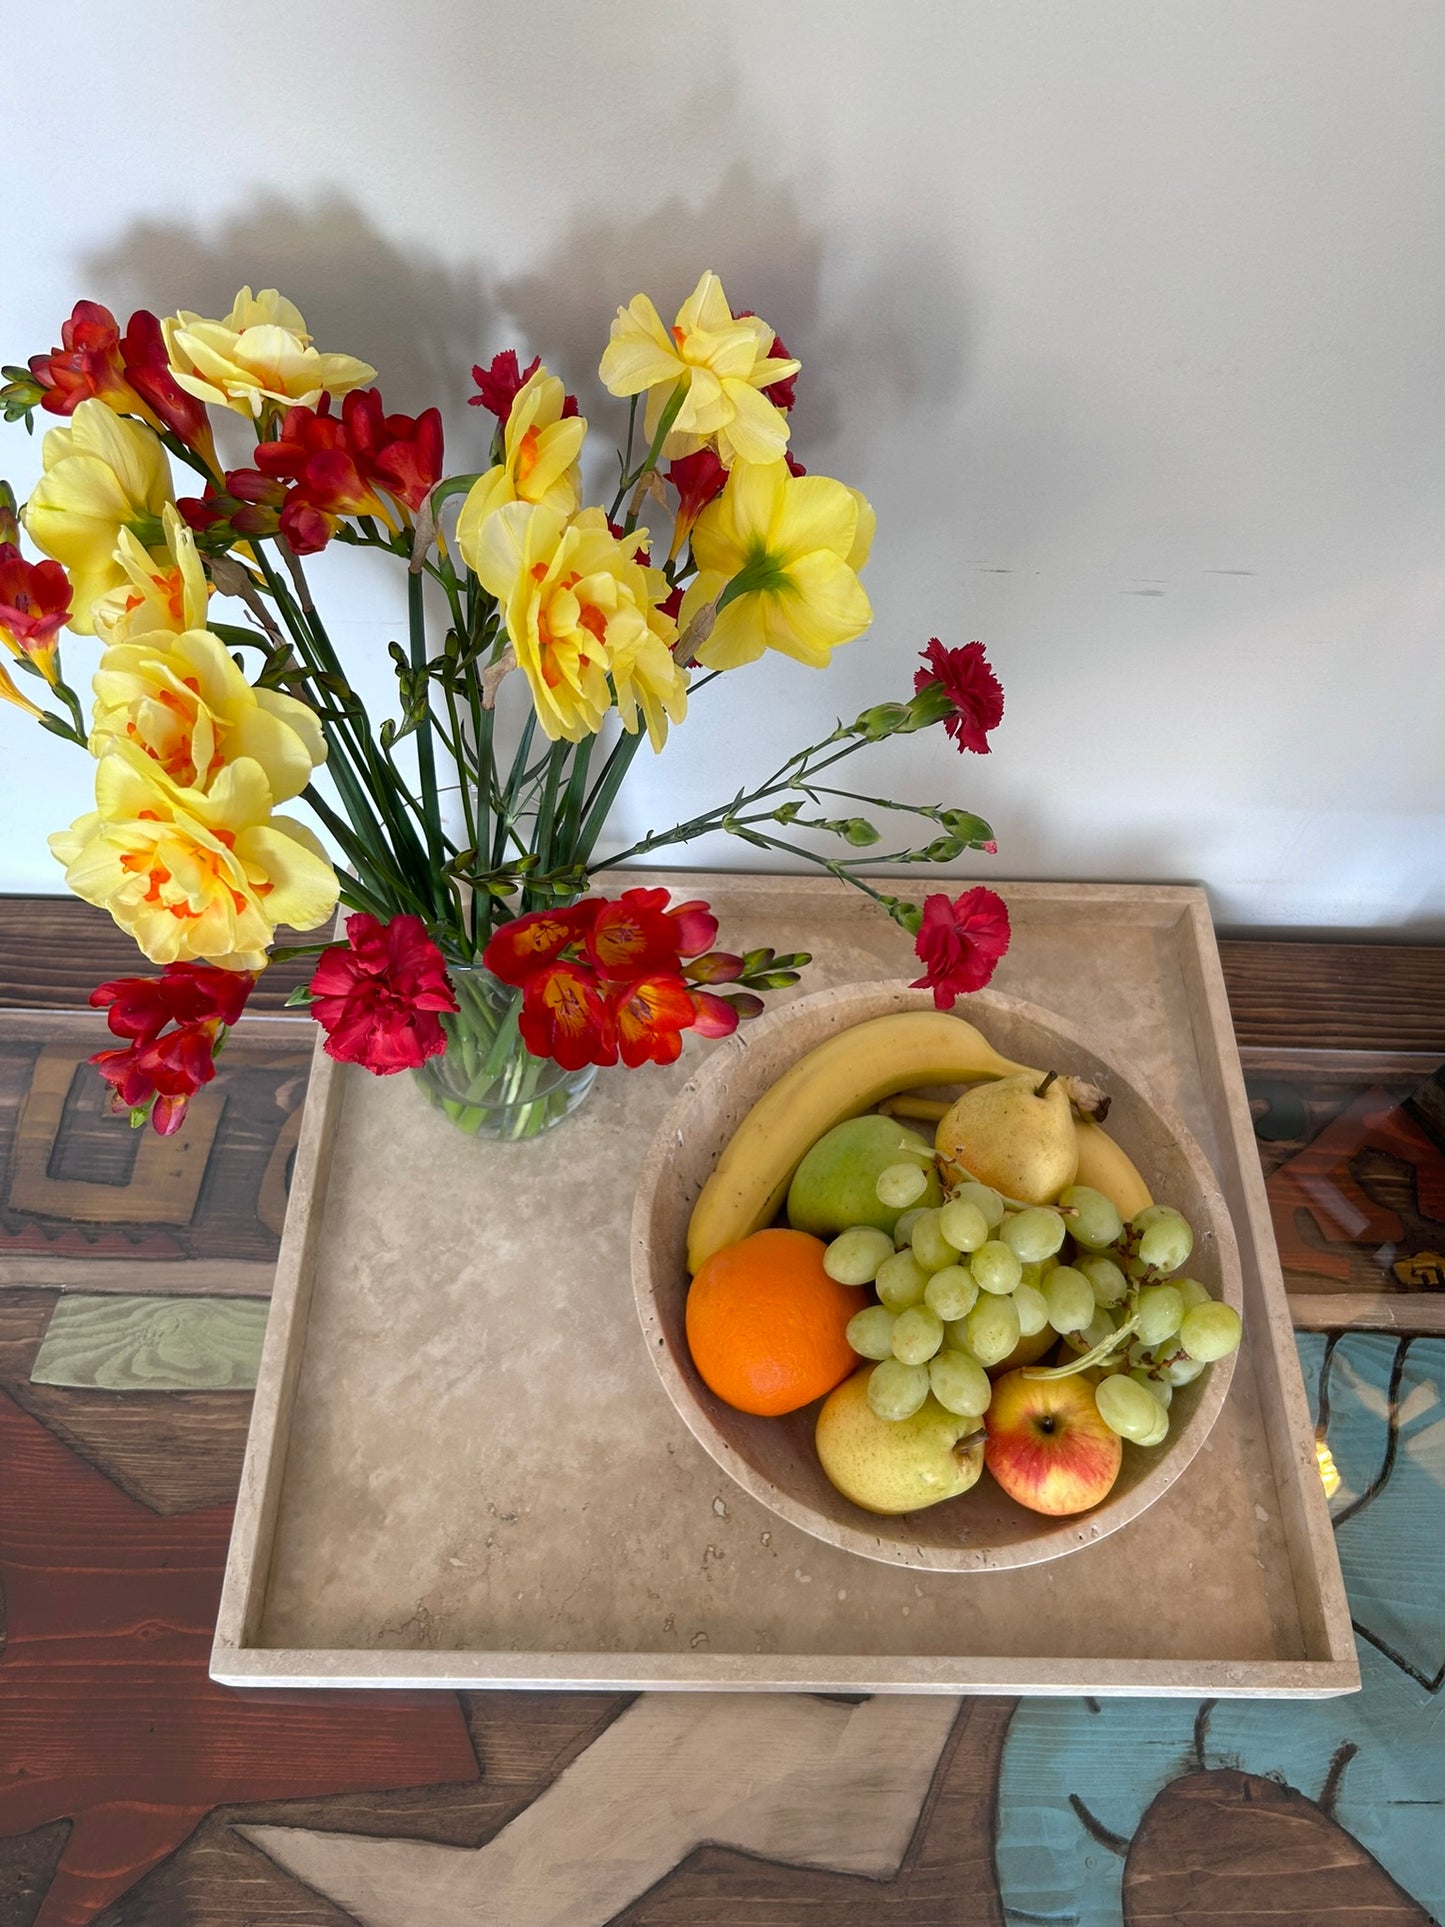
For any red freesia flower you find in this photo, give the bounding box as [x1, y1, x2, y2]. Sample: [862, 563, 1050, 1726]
[120, 309, 213, 449]
[520, 962, 616, 1071]
[483, 901, 602, 988]
[177, 470, 285, 543]
[28, 301, 137, 417]
[255, 400, 378, 553]
[687, 989, 741, 1039]
[342, 389, 445, 514]
[909, 887, 1011, 1009]
[914, 638, 1004, 755]
[469, 349, 579, 424]
[88, 961, 255, 1135]
[0, 544, 71, 682]
[665, 448, 728, 535]
[309, 912, 458, 1074]
[612, 973, 698, 1067]
[585, 887, 690, 982]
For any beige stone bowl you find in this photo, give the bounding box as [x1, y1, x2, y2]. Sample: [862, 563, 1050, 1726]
[632, 980, 1244, 1571]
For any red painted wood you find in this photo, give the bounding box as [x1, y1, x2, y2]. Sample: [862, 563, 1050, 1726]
[0, 1389, 479, 1927]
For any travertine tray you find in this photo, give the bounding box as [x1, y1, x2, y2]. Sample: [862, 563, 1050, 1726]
[212, 877, 1357, 1695]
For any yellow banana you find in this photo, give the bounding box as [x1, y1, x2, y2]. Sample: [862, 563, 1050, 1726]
[1073, 1117, 1153, 1219]
[686, 1010, 1026, 1273]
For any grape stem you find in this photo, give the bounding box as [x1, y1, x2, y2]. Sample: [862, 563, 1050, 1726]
[1023, 1309, 1142, 1381]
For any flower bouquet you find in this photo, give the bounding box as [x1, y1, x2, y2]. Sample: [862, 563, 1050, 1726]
[1, 271, 1010, 1141]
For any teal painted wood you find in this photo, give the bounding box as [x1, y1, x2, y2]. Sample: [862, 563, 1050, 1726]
[993, 1334, 1445, 1927]
[29, 1293, 268, 1390]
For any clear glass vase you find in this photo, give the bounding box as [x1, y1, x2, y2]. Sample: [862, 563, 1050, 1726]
[412, 962, 596, 1141]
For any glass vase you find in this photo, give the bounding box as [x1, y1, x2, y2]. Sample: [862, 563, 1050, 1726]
[412, 962, 596, 1141]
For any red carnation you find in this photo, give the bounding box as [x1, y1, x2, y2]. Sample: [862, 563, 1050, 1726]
[914, 638, 1004, 755]
[734, 311, 798, 412]
[909, 888, 1011, 1009]
[469, 350, 579, 425]
[309, 913, 459, 1074]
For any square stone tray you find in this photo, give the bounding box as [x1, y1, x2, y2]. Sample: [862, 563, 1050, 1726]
[212, 876, 1357, 1696]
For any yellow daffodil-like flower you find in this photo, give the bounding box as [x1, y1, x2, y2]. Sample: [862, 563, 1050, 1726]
[455, 368, 587, 557]
[470, 503, 688, 746]
[163, 286, 376, 421]
[22, 401, 173, 632]
[50, 739, 339, 971]
[90, 628, 326, 803]
[599, 271, 800, 467]
[92, 505, 210, 646]
[679, 459, 873, 671]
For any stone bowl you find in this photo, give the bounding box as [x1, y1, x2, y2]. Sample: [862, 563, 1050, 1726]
[631, 980, 1244, 1571]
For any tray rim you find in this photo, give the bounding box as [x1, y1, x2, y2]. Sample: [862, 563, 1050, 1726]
[211, 874, 1359, 1697]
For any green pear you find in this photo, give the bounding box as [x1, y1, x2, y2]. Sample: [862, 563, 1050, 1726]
[934, 1071, 1079, 1206]
[815, 1368, 986, 1514]
[786, 1114, 942, 1238]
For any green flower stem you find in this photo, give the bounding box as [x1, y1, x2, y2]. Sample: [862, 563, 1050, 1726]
[573, 726, 646, 865]
[406, 567, 446, 882]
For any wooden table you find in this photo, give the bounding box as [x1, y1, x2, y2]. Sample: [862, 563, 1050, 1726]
[1, 896, 1442, 1927]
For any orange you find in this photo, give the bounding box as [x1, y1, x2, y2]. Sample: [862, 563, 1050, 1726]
[685, 1227, 866, 1417]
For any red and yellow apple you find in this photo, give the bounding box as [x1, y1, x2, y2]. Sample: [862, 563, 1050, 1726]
[983, 1369, 1122, 1515]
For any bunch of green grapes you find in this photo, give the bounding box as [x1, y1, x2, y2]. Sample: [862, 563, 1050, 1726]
[826, 1161, 1241, 1435]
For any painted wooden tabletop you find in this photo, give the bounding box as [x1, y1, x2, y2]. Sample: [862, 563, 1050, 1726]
[0, 898, 1442, 1927]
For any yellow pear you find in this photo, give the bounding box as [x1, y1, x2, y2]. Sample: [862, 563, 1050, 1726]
[816, 1370, 985, 1514]
[934, 1070, 1079, 1205]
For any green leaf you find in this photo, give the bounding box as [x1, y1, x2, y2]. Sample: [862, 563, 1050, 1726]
[283, 985, 315, 1008]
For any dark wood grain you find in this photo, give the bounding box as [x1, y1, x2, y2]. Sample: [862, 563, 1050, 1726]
[1123, 1768, 1433, 1924]
[1218, 939, 1445, 1053]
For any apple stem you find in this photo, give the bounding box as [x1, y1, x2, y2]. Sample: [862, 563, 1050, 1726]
[1023, 1311, 1143, 1382]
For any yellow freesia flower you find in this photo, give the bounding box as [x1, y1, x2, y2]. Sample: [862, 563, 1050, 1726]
[599, 271, 799, 467]
[22, 401, 173, 632]
[90, 627, 326, 803]
[470, 503, 687, 745]
[679, 459, 873, 671]
[92, 505, 210, 645]
[50, 740, 339, 971]
[163, 286, 376, 420]
[455, 368, 587, 555]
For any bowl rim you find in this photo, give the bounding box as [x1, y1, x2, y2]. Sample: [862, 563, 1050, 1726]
[631, 979, 1244, 1571]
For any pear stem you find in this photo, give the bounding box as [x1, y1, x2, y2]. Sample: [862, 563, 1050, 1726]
[1034, 1070, 1060, 1098]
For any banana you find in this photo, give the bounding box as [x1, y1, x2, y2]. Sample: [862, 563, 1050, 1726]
[1072, 1117, 1153, 1220]
[686, 1010, 1026, 1273]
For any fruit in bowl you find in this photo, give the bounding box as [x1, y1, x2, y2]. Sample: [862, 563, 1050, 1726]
[631, 981, 1246, 1572]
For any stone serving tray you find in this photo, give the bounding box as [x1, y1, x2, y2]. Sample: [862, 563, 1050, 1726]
[211, 876, 1358, 1696]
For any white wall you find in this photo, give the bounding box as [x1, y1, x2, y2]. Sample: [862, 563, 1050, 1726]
[4, 0, 1442, 933]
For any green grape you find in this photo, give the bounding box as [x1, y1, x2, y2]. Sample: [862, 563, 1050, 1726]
[1096, 1373, 1167, 1443]
[1079, 1254, 1129, 1308]
[1130, 1366, 1173, 1408]
[970, 1240, 1023, 1296]
[892, 1304, 945, 1366]
[1018, 1255, 1060, 1289]
[1139, 1215, 1193, 1274]
[1001, 1206, 1067, 1264]
[1058, 1183, 1124, 1250]
[893, 1207, 927, 1248]
[875, 1249, 929, 1311]
[924, 1264, 978, 1321]
[942, 1317, 975, 1354]
[1043, 1265, 1094, 1334]
[824, 1225, 896, 1286]
[951, 1179, 1005, 1231]
[1137, 1401, 1171, 1447]
[910, 1208, 961, 1274]
[1179, 1302, 1242, 1362]
[1012, 1281, 1050, 1337]
[928, 1349, 993, 1417]
[1132, 1204, 1185, 1231]
[876, 1162, 929, 1209]
[1175, 1276, 1212, 1312]
[846, 1304, 897, 1361]
[867, 1358, 930, 1421]
[938, 1196, 989, 1253]
[1136, 1283, 1185, 1347]
[1163, 1351, 1207, 1386]
[962, 1292, 1020, 1367]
